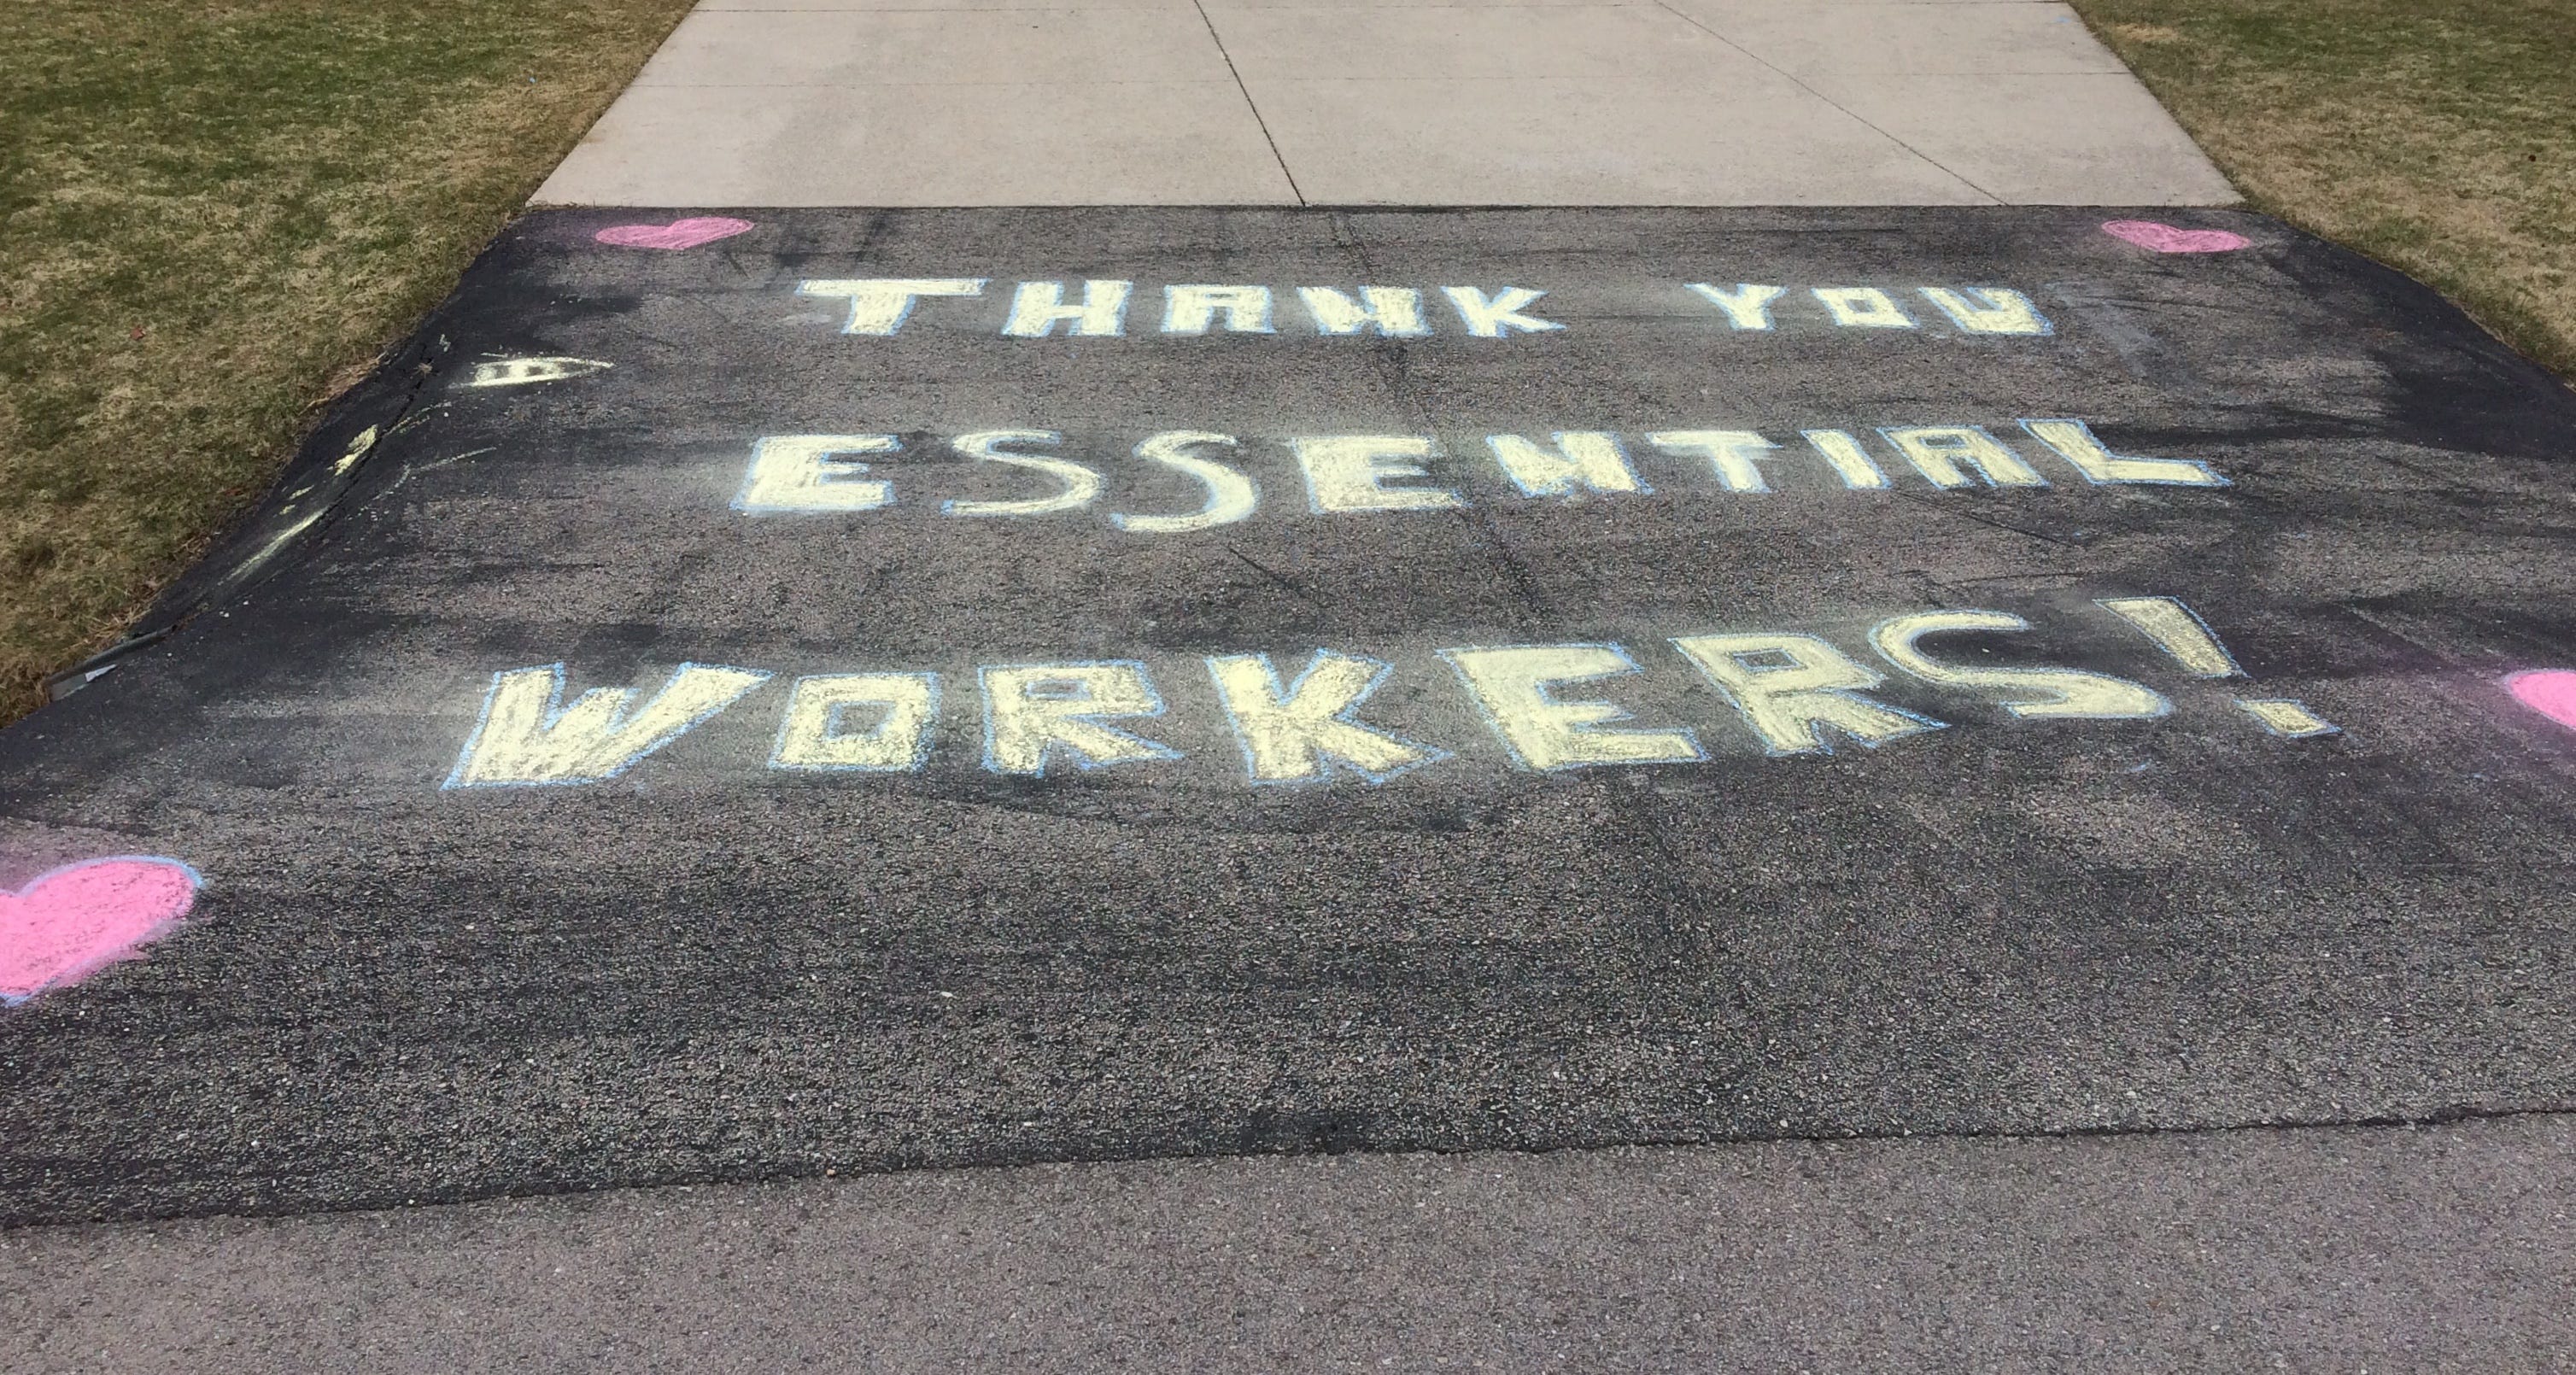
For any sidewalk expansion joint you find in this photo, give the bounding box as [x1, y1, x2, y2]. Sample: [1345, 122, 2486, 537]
[1193, 0, 1307, 207]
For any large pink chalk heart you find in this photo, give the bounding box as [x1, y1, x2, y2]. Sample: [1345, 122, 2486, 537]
[2101, 219, 2251, 254]
[0, 857, 200, 1003]
[2509, 670, 2576, 733]
[594, 217, 755, 251]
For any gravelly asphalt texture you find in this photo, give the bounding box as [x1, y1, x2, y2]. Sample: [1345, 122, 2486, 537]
[3, 207, 2573, 1225]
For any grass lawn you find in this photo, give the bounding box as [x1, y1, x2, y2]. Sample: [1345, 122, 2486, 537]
[0, 0, 696, 722]
[2069, 0, 2576, 380]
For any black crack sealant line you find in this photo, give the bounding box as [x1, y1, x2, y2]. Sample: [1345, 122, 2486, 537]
[40, 333, 457, 702]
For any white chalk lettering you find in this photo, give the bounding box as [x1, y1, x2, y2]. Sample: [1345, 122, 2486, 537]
[1004, 279, 1132, 337]
[1297, 287, 1431, 337]
[735, 435, 899, 513]
[1443, 286, 1565, 337]
[799, 278, 986, 335]
[1162, 284, 1275, 335]
[1293, 435, 1461, 512]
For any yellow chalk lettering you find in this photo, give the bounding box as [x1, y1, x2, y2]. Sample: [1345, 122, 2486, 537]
[1686, 283, 1786, 331]
[1671, 634, 1943, 755]
[1647, 430, 1782, 493]
[1162, 284, 1273, 335]
[981, 662, 1180, 776]
[2022, 418, 2228, 487]
[1871, 611, 2169, 720]
[1292, 436, 1461, 512]
[446, 663, 770, 787]
[1801, 429, 1889, 490]
[735, 435, 899, 513]
[1918, 287, 2052, 336]
[770, 673, 939, 772]
[945, 430, 1102, 518]
[1004, 279, 1131, 337]
[798, 278, 985, 335]
[1442, 286, 1564, 337]
[1487, 432, 1644, 497]
[2096, 596, 2243, 677]
[1207, 651, 1442, 784]
[2237, 699, 2339, 738]
[1112, 431, 1258, 533]
[1812, 287, 1916, 329]
[1440, 644, 1702, 770]
[1297, 287, 1430, 337]
[1880, 426, 2047, 489]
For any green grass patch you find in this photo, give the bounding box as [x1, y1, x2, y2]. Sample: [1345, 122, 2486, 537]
[2068, 0, 2576, 379]
[0, 0, 695, 721]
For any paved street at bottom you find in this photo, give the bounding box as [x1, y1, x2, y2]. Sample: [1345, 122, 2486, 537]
[4, 1117, 2570, 1372]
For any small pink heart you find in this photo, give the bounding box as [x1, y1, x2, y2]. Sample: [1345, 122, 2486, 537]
[594, 217, 755, 251]
[2509, 670, 2576, 733]
[1, 857, 200, 1003]
[2101, 219, 2251, 254]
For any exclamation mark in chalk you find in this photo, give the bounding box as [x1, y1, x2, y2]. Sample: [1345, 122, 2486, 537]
[2095, 596, 2340, 737]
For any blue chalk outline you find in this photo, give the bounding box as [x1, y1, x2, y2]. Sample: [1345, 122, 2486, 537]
[1668, 635, 1947, 758]
[2021, 418, 2231, 488]
[979, 659, 1183, 778]
[442, 662, 772, 790]
[1436, 641, 1706, 772]
[1917, 286, 2057, 336]
[767, 672, 941, 773]
[1205, 651, 1450, 787]
[1869, 612, 2172, 722]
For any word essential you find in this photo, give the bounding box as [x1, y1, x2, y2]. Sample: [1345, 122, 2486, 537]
[732, 420, 2228, 523]
[444, 599, 2338, 790]
[795, 279, 2055, 338]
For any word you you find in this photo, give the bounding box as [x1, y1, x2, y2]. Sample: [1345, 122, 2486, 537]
[796, 278, 2052, 338]
[595, 217, 755, 251]
[1, 857, 202, 1004]
[732, 419, 2227, 524]
[446, 597, 2336, 790]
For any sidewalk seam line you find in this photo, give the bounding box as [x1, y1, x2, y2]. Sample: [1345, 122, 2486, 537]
[1649, 0, 2005, 206]
[1191, 0, 1308, 206]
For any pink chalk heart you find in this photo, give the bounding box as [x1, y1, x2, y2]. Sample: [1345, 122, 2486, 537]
[593, 217, 755, 251]
[2101, 219, 2251, 254]
[2509, 670, 2576, 733]
[0, 857, 200, 1003]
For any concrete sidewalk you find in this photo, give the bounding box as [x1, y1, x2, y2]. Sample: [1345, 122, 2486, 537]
[6, 1116, 2568, 1372]
[533, 0, 2237, 206]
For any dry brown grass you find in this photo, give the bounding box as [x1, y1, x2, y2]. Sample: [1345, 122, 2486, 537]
[0, 1, 698, 721]
[2069, 0, 2576, 381]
